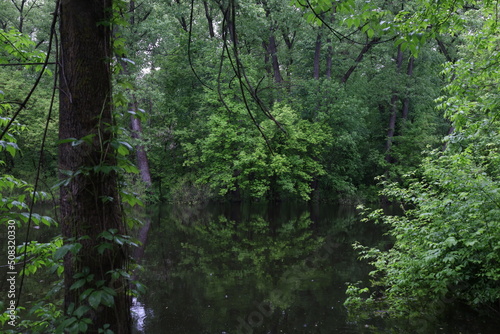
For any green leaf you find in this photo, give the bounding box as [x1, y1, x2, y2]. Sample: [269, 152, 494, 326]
[367, 28, 374, 39]
[53, 244, 72, 261]
[74, 305, 90, 318]
[78, 321, 88, 332]
[70, 279, 86, 291]
[97, 242, 114, 254]
[89, 291, 103, 309]
[100, 292, 115, 308]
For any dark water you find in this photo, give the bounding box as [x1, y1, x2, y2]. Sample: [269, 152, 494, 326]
[130, 202, 499, 334]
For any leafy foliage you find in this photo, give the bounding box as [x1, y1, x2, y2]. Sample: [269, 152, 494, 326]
[182, 103, 330, 200]
[346, 1, 500, 320]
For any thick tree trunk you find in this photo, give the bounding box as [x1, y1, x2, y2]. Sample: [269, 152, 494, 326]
[59, 0, 131, 332]
[268, 34, 282, 83]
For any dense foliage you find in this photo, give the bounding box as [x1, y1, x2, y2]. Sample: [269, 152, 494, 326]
[345, 0, 500, 324]
[136, 0, 448, 203]
[1, 0, 499, 332]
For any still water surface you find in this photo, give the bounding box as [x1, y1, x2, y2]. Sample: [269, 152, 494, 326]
[131, 202, 498, 334]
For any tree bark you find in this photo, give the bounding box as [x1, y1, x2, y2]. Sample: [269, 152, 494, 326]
[59, 0, 131, 332]
[268, 34, 282, 83]
[203, 0, 215, 38]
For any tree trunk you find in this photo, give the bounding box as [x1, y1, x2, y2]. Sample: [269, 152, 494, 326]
[436, 37, 454, 63]
[268, 34, 282, 83]
[174, 0, 188, 32]
[203, 1, 215, 38]
[341, 37, 380, 84]
[59, 0, 131, 332]
[130, 102, 152, 186]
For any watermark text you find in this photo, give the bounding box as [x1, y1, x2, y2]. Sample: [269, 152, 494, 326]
[5, 219, 17, 326]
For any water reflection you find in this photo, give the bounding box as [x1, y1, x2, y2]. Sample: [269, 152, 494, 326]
[132, 202, 500, 333]
[131, 297, 147, 332]
[132, 202, 384, 333]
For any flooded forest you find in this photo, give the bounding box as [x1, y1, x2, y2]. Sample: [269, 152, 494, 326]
[1, 0, 499, 333]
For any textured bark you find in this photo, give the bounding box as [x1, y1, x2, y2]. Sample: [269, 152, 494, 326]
[59, 0, 131, 332]
[268, 34, 282, 83]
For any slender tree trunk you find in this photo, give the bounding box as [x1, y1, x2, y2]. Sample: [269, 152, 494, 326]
[203, 1, 215, 38]
[221, 3, 237, 45]
[173, 0, 188, 32]
[261, 1, 282, 84]
[341, 37, 380, 84]
[18, 0, 26, 33]
[121, 1, 152, 188]
[59, 0, 131, 332]
[313, 32, 321, 79]
[130, 102, 152, 186]
[436, 37, 454, 63]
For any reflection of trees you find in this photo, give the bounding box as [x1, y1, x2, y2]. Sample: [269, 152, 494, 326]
[135, 203, 390, 333]
[177, 213, 323, 298]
